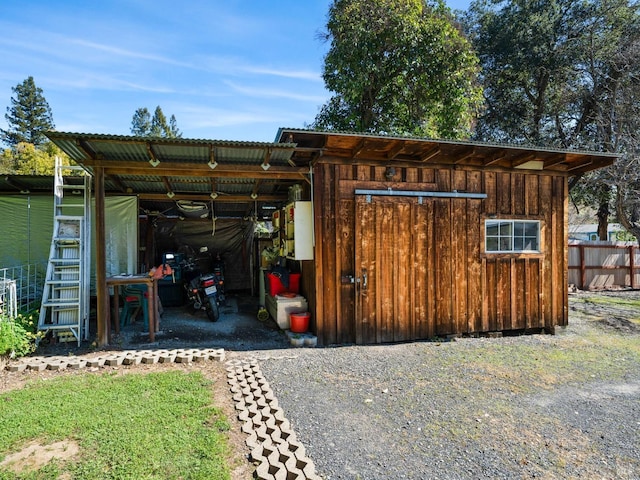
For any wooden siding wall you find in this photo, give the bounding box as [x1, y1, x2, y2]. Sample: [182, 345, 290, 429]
[311, 163, 568, 346]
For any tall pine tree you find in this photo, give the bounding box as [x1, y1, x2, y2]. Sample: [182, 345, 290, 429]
[131, 106, 181, 138]
[1, 76, 55, 148]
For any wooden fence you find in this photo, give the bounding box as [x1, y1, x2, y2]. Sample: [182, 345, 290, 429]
[568, 241, 640, 290]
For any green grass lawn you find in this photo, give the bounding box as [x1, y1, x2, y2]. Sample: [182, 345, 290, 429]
[0, 370, 233, 480]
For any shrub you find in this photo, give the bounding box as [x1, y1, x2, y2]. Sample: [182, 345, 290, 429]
[0, 310, 40, 358]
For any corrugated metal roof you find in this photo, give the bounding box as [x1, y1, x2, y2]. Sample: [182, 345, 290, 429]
[0, 129, 612, 220]
[47, 131, 297, 164]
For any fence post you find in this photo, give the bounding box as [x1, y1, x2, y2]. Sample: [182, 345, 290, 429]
[631, 245, 636, 289]
[579, 244, 586, 290]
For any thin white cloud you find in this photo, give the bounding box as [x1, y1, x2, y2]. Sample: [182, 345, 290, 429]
[242, 66, 323, 82]
[68, 39, 194, 69]
[224, 81, 328, 103]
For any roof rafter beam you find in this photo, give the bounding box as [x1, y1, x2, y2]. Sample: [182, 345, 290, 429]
[147, 144, 159, 167]
[105, 174, 130, 193]
[352, 138, 367, 158]
[208, 145, 217, 169]
[567, 158, 594, 172]
[87, 161, 309, 179]
[543, 154, 568, 168]
[251, 179, 263, 197]
[209, 178, 218, 198]
[161, 177, 175, 198]
[420, 146, 441, 162]
[261, 148, 272, 171]
[4, 175, 30, 193]
[385, 141, 406, 160]
[453, 148, 476, 164]
[76, 140, 98, 160]
[138, 193, 286, 203]
[484, 151, 507, 166]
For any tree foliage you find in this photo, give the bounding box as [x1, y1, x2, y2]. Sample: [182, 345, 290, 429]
[312, 0, 483, 139]
[1, 77, 55, 148]
[465, 0, 640, 243]
[131, 106, 182, 138]
[0, 142, 74, 175]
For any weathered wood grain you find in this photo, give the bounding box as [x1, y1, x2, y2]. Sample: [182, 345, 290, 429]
[309, 162, 570, 345]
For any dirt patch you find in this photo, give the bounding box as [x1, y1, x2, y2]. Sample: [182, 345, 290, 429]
[600, 316, 640, 333]
[569, 289, 640, 334]
[0, 439, 80, 474]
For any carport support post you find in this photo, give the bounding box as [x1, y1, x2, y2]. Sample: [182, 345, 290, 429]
[95, 166, 109, 346]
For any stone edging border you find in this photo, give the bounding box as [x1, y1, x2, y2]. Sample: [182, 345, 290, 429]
[226, 358, 322, 480]
[3, 348, 226, 372]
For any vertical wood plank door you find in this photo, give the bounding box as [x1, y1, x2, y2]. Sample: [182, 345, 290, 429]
[355, 194, 486, 344]
[355, 195, 438, 344]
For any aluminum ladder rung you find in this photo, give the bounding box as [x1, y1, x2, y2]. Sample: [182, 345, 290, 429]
[43, 300, 81, 308]
[46, 279, 80, 286]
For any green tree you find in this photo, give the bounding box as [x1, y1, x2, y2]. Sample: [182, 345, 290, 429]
[1, 76, 55, 148]
[0, 142, 74, 175]
[131, 106, 181, 138]
[312, 0, 483, 139]
[466, 0, 640, 243]
[131, 107, 152, 136]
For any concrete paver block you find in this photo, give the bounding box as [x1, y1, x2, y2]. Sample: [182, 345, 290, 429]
[47, 360, 68, 371]
[27, 362, 47, 371]
[6, 363, 28, 372]
[123, 353, 142, 365]
[226, 358, 321, 480]
[104, 355, 124, 367]
[141, 354, 159, 364]
[85, 357, 105, 367]
[67, 359, 87, 369]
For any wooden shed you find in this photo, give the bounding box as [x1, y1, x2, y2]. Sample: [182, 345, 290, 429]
[38, 129, 615, 346]
[274, 129, 616, 346]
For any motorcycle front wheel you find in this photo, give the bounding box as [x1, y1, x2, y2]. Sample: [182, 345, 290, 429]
[206, 297, 220, 322]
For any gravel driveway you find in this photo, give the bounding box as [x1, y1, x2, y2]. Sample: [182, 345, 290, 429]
[239, 291, 640, 479]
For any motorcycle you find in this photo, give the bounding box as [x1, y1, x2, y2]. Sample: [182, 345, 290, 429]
[182, 246, 222, 322]
[186, 271, 220, 321]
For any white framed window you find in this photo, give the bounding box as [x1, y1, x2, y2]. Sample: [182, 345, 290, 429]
[485, 220, 540, 253]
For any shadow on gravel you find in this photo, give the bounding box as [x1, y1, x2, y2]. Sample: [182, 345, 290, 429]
[37, 293, 292, 356]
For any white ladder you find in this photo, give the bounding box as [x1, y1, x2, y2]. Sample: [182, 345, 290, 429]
[38, 157, 92, 346]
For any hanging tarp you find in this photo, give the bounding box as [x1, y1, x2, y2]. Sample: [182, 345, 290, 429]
[0, 195, 137, 279]
[0, 196, 54, 267]
[153, 217, 255, 291]
[102, 196, 138, 276]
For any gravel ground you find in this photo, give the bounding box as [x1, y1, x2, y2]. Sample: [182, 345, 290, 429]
[252, 291, 640, 479]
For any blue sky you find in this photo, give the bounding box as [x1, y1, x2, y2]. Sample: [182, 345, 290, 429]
[0, 0, 471, 143]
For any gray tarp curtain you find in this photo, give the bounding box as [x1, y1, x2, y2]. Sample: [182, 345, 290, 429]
[152, 217, 255, 292]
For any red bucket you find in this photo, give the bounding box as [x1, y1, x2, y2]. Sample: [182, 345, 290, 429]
[290, 312, 310, 333]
